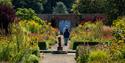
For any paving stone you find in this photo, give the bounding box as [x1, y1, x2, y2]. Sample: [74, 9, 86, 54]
[40, 53, 76, 63]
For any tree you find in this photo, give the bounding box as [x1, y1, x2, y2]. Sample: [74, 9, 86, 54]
[43, 0, 58, 14]
[12, 0, 45, 13]
[0, 0, 16, 35]
[72, 0, 107, 13]
[16, 8, 36, 20]
[0, 0, 12, 6]
[72, 0, 125, 25]
[60, 0, 75, 12]
[53, 2, 68, 14]
[105, 0, 125, 25]
[43, 0, 75, 13]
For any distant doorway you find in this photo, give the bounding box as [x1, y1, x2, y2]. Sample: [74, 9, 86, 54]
[59, 20, 71, 35]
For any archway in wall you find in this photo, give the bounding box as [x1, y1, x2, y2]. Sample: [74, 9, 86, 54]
[59, 20, 71, 35]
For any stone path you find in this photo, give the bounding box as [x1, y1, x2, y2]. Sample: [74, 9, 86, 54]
[49, 35, 70, 51]
[40, 35, 76, 63]
[40, 53, 76, 63]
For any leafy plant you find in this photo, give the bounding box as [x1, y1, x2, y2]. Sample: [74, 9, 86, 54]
[89, 50, 109, 63]
[53, 2, 68, 14]
[112, 17, 125, 42]
[70, 21, 112, 43]
[26, 54, 39, 63]
[76, 46, 89, 63]
[16, 8, 44, 24]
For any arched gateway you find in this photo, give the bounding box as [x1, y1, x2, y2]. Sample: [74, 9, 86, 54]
[38, 14, 80, 33]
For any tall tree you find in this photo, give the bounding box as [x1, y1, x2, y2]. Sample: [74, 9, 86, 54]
[43, 0, 75, 13]
[43, 0, 58, 14]
[60, 0, 75, 12]
[12, 0, 45, 13]
[0, 0, 16, 35]
[72, 0, 107, 13]
[0, 0, 12, 6]
[106, 0, 125, 25]
[53, 2, 68, 14]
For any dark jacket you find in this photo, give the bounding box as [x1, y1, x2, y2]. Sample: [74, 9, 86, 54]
[64, 30, 70, 38]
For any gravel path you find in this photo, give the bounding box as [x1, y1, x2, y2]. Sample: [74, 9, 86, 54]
[39, 35, 76, 63]
[40, 53, 76, 63]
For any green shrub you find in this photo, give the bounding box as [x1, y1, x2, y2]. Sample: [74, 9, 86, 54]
[70, 21, 112, 49]
[111, 50, 123, 61]
[0, 44, 11, 61]
[121, 46, 125, 58]
[112, 17, 125, 42]
[32, 46, 40, 57]
[76, 46, 89, 63]
[16, 8, 44, 24]
[71, 21, 110, 42]
[26, 54, 39, 63]
[0, 23, 40, 63]
[89, 50, 109, 63]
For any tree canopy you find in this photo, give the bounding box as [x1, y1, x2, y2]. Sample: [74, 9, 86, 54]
[53, 2, 68, 14]
[12, 0, 46, 13]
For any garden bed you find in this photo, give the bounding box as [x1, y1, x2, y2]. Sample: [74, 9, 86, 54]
[72, 42, 99, 50]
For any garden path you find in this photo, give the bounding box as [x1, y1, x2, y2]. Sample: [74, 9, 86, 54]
[40, 35, 76, 63]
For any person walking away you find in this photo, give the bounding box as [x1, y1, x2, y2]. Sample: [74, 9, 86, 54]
[63, 29, 70, 46]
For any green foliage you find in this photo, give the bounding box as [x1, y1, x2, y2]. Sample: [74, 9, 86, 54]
[16, 8, 44, 24]
[70, 21, 113, 49]
[72, 0, 107, 13]
[43, 0, 57, 13]
[76, 43, 125, 63]
[43, 0, 75, 13]
[61, 0, 75, 12]
[0, 0, 12, 6]
[112, 17, 125, 42]
[16, 8, 36, 20]
[72, 0, 125, 25]
[76, 46, 89, 63]
[0, 1, 16, 35]
[106, 0, 125, 25]
[0, 42, 11, 61]
[0, 23, 40, 63]
[26, 54, 39, 63]
[53, 2, 68, 14]
[89, 50, 109, 62]
[12, 0, 45, 13]
[39, 23, 57, 48]
[31, 46, 40, 57]
[19, 20, 42, 33]
[70, 21, 111, 42]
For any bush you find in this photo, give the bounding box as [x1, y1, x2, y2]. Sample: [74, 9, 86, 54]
[19, 20, 42, 33]
[0, 23, 41, 63]
[112, 17, 125, 42]
[16, 8, 44, 24]
[16, 8, 36, 20]
[76, 46, 89, 63]
[89, 50, 109, 63]
[31, 46, 40, 57]
[26, 54, 39, 63]
[0, 43, 11, 61]
[76, 43, 125, 63]
[70, 21, 112, 49]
